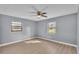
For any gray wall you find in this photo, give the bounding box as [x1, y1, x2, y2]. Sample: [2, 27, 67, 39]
[37, 13, 77, 44]
[0, 13, 77, 45]
[77, 8, 79, 53]
[0, 14, 36, 44]
[0, 15, 2, 43]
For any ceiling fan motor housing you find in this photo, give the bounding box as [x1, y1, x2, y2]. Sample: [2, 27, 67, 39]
[37, 11, 41, 15]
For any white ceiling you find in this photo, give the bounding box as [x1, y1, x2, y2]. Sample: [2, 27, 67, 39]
[0, 4, 78, 21]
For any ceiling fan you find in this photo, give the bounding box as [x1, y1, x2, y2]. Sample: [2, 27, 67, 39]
[29, 6, 48, 18]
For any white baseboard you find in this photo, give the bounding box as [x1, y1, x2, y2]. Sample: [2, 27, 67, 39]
[36, 37, 77, 48]
[0, 36, 34, 47]
[0, 36, 77, 48]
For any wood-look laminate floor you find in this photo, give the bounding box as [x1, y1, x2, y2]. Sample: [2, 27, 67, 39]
[0, 38, 77, 54]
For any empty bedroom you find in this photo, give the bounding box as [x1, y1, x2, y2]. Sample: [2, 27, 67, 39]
[0, 4, 79, 54]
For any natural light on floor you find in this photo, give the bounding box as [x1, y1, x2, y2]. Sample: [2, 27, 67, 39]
[24, 40, 41, 43]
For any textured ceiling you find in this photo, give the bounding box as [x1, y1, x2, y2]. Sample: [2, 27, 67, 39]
[0, 4, 78, 21]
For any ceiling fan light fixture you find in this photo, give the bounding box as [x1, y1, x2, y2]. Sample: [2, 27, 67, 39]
[37, 15, 41, 18]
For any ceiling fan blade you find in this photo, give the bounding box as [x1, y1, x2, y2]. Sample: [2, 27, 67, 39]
[41, 6, 48, 11]
[29, 11, 36, 13]
[32, 6, 38, 11]
[41, 14, 47, 17]
[43, 16, 47, 17]
[42, 12, 47, 14]
[29, 14, 37, 16]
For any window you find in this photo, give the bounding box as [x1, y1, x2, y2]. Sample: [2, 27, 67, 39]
[11, 22, 22, 32]
[48, 22, 56, 34]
